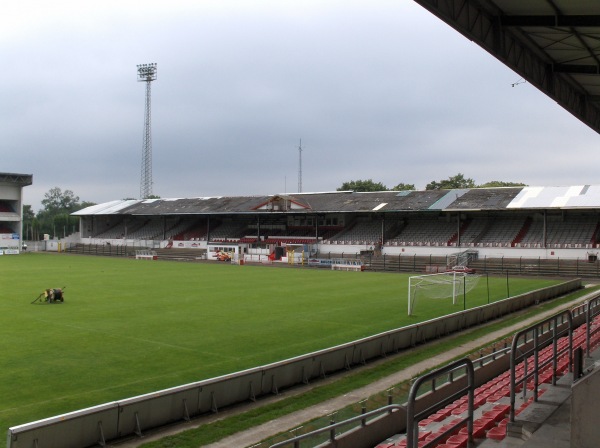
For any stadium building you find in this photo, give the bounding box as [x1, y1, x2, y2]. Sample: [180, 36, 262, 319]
[72, 185, 600, 271]
[0, 172, 32, 254]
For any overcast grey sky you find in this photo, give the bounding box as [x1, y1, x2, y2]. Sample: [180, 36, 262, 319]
[3, 1, 599, 212]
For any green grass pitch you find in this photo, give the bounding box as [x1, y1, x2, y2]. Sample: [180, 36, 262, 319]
[0, 253, 559, 433]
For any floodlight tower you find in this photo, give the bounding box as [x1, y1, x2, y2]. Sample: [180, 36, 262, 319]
[297, 139, 303, 193]
[137, 63, 157, 199]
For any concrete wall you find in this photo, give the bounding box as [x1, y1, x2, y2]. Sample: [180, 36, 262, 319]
[316, 242, 600, 263]
[571, 365, 600, 448]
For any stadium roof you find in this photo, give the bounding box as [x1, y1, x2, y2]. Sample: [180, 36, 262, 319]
[72, 186, 600, 217]
[0, 172, 32, 187]
[414, 0, 600, 134]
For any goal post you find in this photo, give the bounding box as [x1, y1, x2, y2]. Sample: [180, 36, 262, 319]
[408, 272, 481, 316]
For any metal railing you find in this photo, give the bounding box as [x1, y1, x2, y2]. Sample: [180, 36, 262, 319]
[406, 359, 475, 448]
[509, 310, 573, 422]
[268, 405, 405, 448]
[586, 294, 600, 356]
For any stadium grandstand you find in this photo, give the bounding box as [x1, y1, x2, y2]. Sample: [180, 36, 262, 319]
[70, 186, 600, 277]
[0, 172, 31, 254]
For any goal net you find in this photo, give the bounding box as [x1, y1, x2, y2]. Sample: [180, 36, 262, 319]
[408, 272, 481, 316]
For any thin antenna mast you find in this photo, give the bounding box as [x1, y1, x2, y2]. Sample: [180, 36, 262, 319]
[137, 63, 157, 199]
[297, 139, 303, 193]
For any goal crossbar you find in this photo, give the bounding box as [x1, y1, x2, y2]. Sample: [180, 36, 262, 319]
[408, 272, 480, 316]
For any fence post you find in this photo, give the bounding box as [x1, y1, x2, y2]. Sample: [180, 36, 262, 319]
[329, 414, 336, 442]
[360, 400, 367, 427]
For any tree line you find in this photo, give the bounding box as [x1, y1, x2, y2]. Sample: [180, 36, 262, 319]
[22, 189, 162, 240]
[337, 173, 526, 192]
[23, 187, 96, 241]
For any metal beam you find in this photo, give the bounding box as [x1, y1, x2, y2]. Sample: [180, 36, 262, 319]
[412, 0, 600, 135]
[553, 64, 600, 75]
[501, 15, 600, 27]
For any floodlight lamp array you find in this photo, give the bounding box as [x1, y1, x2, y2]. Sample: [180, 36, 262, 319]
[137, 63, 157, 81]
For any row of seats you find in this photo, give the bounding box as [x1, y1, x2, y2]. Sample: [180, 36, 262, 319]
[387, 220, 457, 246]
[0, 202, 14, 213]
[330, 221, 394, 244]
[375, 317, 600, 447]
[520, 219, 598, 246]
[83, 216, 600, 248]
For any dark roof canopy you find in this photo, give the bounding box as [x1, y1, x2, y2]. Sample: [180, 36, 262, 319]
[414, 0, 600, 134]
[0, 172, 33, 187]
[73, 186, 600, 217]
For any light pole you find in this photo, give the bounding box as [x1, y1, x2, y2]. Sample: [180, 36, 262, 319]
[137, 63, 157, 199]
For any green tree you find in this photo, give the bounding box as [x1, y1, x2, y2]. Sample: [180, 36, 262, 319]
[337, 179, 387, 192]
[22, 204, 34, 223]
[426, 173, 476, 190]
[33, 187, 95, 239]
[391, 183, 415, 191]
[41, 187, 80, 214]
[78, 201, 97, 210]
[21, 205, 35, 241]
[478, 180, 527, 188]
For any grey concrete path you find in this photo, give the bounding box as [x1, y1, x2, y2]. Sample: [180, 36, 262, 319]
[112, 294, 592, 448]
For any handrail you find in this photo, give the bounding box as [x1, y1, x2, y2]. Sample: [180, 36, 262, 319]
[268, 404, 405, 448]
[586, 293, 600, 355]
[509, 309, 573, 422]
[406, 358, 475, 448]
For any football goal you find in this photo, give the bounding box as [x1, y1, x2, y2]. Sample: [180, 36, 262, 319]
[408, 272, 481, 316]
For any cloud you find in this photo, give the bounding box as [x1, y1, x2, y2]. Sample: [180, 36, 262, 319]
[2, 1, 599, 212]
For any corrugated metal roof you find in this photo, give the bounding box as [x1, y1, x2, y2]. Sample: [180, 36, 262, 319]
[72, 200, 140, 215]
[566, 185, 600, 208]
[73, 186, 600, 217]
[507, 185, 600, 209]
[428, 189, 470, 210]
[444, 187, 523, 210]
